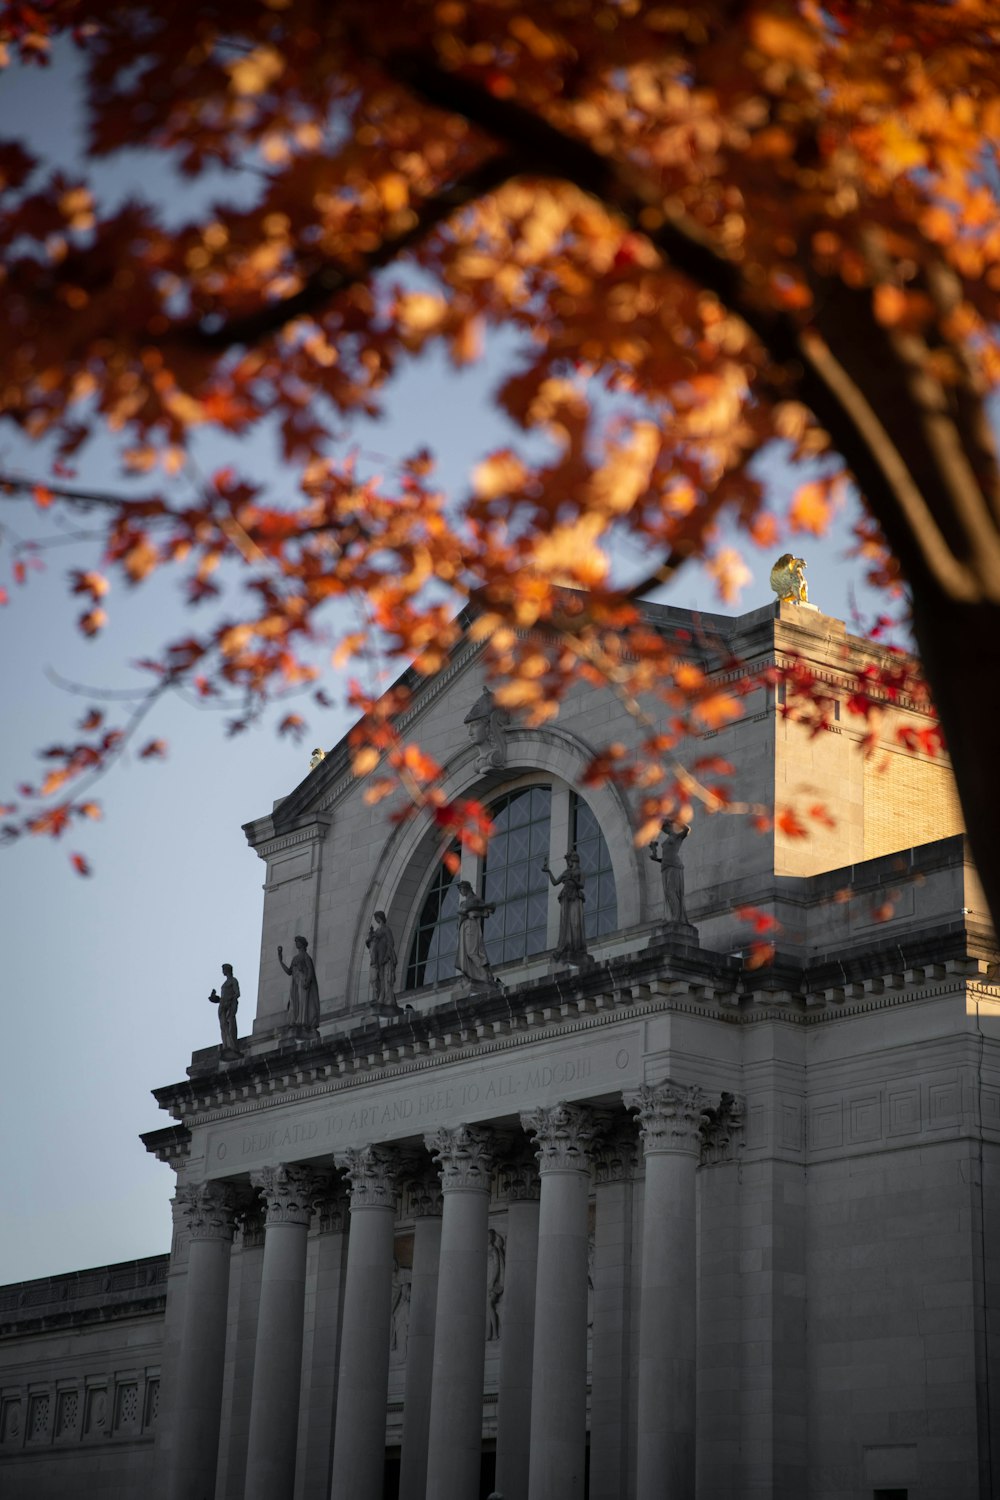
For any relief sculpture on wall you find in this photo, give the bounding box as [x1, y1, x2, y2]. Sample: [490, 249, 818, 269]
[486, 1227, 506, 1341]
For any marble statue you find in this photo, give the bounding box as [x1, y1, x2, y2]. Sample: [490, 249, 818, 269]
[455, 881, 499, 989]
[309, 747, 326, 770]
[769, 553, 808, 604]
[649, 820, 690, 924]
[208, 963, 241, 1060]
[542, 849, 590, 965]
[366, 911, 399, 1015]
[486, 1227, 506, 1341]
[463, 686, 509, 773]
[277, 934, 320, 1034]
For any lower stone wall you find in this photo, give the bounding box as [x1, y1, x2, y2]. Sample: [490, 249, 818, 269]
[0, 1257, 166, 1500]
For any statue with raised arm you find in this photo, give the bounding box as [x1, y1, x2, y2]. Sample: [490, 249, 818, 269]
[542, 849, 590, 965]
[208, 963, 241, 1060]
[366, 910, 399, 1015]
[455, 881, 499, 989]
[649, 820, 690, 924]
[277, 934, 320, 1034]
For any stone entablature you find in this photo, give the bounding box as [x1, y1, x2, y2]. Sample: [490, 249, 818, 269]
[0, 1258, 168, 1337]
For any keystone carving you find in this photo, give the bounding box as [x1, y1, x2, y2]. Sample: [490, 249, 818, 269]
[625, 1081, 709, 1156]
[425, 1124, 496, 1193]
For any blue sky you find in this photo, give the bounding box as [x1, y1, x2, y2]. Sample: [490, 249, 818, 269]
[0, 43, 889, 1283]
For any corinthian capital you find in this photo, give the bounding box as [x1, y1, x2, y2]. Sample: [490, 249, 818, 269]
[625, 1082, 708, 1156]
[425, 1125, 496, 1193]
[340, 1144, 400, 1209]
[250, 1163, 317, 1227]
[521, 1103, 599, 1174]
[175, 1181, 239, 1242]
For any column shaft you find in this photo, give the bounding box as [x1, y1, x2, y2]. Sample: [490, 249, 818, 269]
[627, 1082, 707, 1500]
[297, 1209, 348, 1500]
[523, 1105, 597, 1500]
[163, 1183, 237, 1500]
[329, 1147, 398, 1500]
[398, 1214, 442, 1500]
[424, 1126, 495, 1500]
[219, 1218, 265, 1500]
[494, 1197, 540, 1500]
[589, 1172, 635, 1500]
[244, 1166, 315, 1500]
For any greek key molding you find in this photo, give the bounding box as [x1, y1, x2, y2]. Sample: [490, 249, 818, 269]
[174, 1181, 239, 1242]
[339, 1144, 401, 1209]
[521, 1102, 600, 1174]
[250, 1163, 317, 1226]
[425, 1124, 496, 1193]
[625, 1081, 708, 1156]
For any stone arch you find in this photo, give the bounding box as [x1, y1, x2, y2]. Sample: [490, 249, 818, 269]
[346, 726, 644, 1011]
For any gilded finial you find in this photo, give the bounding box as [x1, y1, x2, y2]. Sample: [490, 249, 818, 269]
[769, 554, 808, 604]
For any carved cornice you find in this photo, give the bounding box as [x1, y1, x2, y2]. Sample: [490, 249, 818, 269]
[425, 1124, 496, 1193]
[592, 1119, 640, 1183]
[339, 1144, 401, 1209]
[700, 1092, 746, 1166]
[174, 1181, 239, 1242]
[250, 1163, 317, 1227]
[625, 1082, 708, 1156]
[254, 821, 330, 863]
[521, 1102, 600, 1174]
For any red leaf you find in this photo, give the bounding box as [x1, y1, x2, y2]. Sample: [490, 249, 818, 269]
[70, 851, 92, 877]
[139, 739, 167, 759]
[32, 484, 53, 509]
[78, 708, 104, 731]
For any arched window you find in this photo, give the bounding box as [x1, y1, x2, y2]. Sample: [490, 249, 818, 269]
[482, 785, 552, 964]
[571, 791, 618, 937]
[404, 782, 620, 988]
[405, 843, 461, 989]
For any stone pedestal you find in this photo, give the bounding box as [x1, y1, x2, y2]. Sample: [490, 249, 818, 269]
[244, 1165, 317, 1500]
[164, 1182, 238, 1500]
[626, 1082, 707, 1500]
[646, 919, 700, 950]
[329, 1146, 400, 1500]
[424, 1126, 496, 1500]
[522, 1104, 599, 1500]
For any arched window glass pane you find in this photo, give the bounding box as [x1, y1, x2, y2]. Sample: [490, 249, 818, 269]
[571, 792, 618, 938]
[406, 843, 461, 988]
[483, 786, 552, 965]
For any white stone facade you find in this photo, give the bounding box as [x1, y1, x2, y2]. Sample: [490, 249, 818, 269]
[3, 600, 999, 1500]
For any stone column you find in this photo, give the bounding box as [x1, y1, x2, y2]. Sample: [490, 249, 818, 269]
[296, 1175, 349, 1500]
[494, 1148, 541, 1500]
[589, 1122, 638, 1500]
[244, 1164, 318, 1500]
[626, 1081, 708, 1500]
[329, 1145, 400, 1500]
[218, 1197, 266, 1500]
[424, 1125, 497, 1500]
[398, 1174, 443, 1500]
[164, 1180, 238, 1500]
[522, 1103, 599, 1500]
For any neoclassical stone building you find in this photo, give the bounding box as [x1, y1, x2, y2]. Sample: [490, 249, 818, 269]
[2, 598, 999, 1500]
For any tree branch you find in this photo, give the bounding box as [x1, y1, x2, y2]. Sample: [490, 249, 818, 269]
[180, 151, 521, 351]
